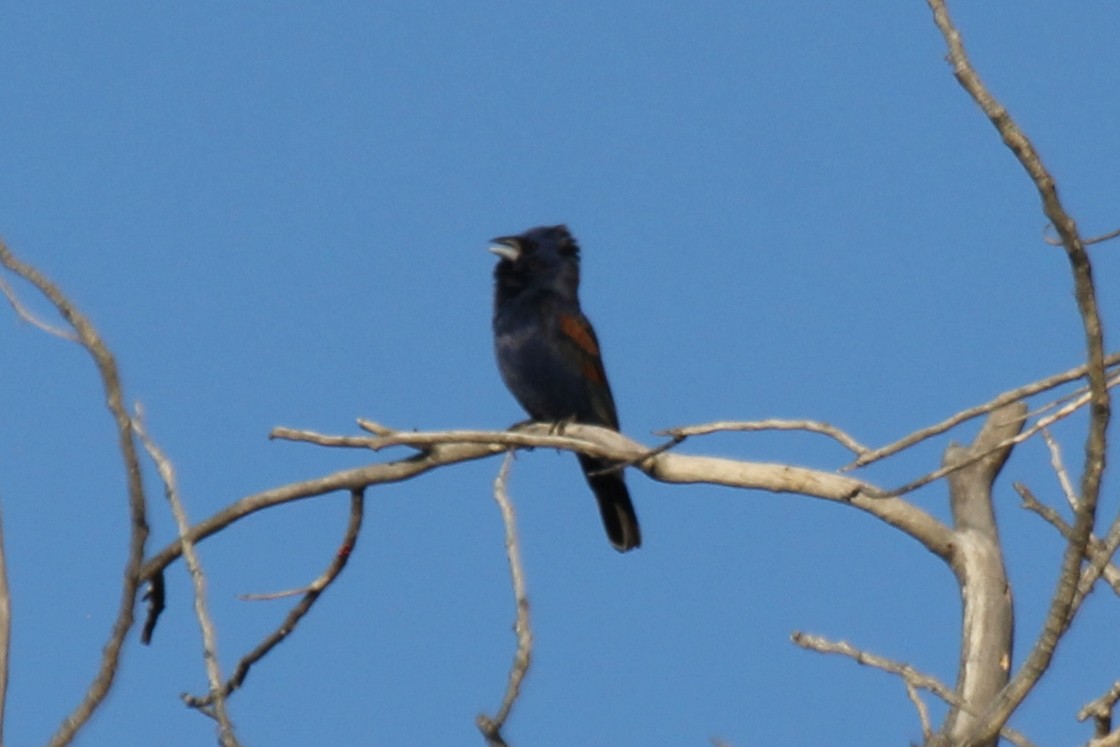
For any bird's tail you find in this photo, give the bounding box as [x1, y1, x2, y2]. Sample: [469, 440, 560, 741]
[578, 454, 641, 552]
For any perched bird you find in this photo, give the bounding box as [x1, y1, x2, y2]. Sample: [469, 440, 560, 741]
[490, 225, 641, 552]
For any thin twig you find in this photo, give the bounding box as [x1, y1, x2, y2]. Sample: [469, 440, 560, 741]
[1072, 519, 1120, 612]
[184, 489, 365, 707]
[477, 452, 533, 746]
[355, 418, 395, 436]
[905, 679, 933, 742]
[0, 507, 10, 742]
[1021, 370, 1120, 425]
[791, 632, 1035, 747]
[1045, 224, 1120, 248]
[887, 386, 1092, 496]
[238, 588, 305, 601]
[661, 419, 869, 457]
[0, 240, 151, 747]
[1014, 483, 1120, 597]
[845, 353, 1120, 470]
[1041, 428, 1079, 510]
[0, 273, 78, 340]
[792, 631, 954, 705]
[1080, 679, 1120, 734]
[1075, 519, 1120, 610]
[270, 430, 387, 450]
[133, 406, 240, 746]
[1085, 227, 1120, 246]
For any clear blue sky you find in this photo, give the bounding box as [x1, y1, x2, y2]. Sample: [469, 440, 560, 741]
[2, 3, 1119, 745]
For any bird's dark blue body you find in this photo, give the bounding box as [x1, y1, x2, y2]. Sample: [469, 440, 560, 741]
[490, 225, 641, 552]
[493, 289, 611, 425]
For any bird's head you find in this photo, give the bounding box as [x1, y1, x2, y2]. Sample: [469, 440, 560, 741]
[489, 224, 581, 299]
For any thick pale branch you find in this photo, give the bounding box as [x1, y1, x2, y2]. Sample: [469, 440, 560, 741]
[290, 423, 955, 557]
[272, 424, 637, 457]
[1088, 731, 1120, 747]
[142, 423, 955, 589]
[941, 403, 1024, 747]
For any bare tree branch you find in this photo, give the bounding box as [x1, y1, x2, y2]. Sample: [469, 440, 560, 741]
[940, 403, 1024, 747]
[477, 453, 533, 747]
[1083, 227, 1120, 246]
[131, 352, 1108, 739]
[0, 274, 78, 340]
[1042, 428, 1080, 510]
[139, 441, 504, 590]
[138, 422, 951, 578]
[133, 407, 240, 746]
[131, 368, 1114, 741]
[662, 419, 869, 457]
[0, 5, 1112, 744]
[904, 679, 934, 743]
[183, 489, 365, 707]
[0, 506, 10, 743]
[273, 423, 660, 458]
[1088, 730, 1120, 747]
[1045, 225, 1120, 248]
[790, 632, 1035, 747]
[888, 386, 1102, 497]
[846, 353, 1120, 470]
[273, 422, 885, 502]
[0, 239, 151, 747]
[1015, 484, 1120, 596]
[1080, 679, 1120, 740]
[924, 2, 1111, 743]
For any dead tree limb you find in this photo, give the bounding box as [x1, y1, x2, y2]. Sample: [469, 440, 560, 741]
[0, 239, 151, 747]
[938, 402, 1026, 746]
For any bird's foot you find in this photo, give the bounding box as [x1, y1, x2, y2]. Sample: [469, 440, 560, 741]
[549, 416, 577, 436]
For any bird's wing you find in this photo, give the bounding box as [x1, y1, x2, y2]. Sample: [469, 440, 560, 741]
[556, 310, 621, 429]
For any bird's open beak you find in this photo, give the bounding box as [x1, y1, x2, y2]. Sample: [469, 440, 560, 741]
[488, 237, 521, 262]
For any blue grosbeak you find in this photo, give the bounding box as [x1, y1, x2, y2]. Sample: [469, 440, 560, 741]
[490, 225, 641, 552]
